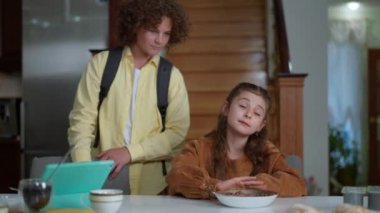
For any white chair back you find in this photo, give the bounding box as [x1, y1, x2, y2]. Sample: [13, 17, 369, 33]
[286, 155, 303, 175]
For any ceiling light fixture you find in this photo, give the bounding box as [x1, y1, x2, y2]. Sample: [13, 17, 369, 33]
[347, 2, 360, 10]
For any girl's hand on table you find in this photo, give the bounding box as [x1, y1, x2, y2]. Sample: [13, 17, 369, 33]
[216, 176, 267, 192]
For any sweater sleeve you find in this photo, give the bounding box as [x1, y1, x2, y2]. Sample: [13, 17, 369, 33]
[166, 139, 220, 199]
[255, 143, 307, 197]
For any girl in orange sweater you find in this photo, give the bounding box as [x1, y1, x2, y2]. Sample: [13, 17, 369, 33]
[166, 82, 307, 199]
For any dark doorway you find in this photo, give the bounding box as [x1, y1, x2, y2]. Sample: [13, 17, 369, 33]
[368, 48, 380, 184]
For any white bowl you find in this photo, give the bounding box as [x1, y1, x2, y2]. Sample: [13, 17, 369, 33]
[213, 189, 278, 208]
[90, 189, 123, 213]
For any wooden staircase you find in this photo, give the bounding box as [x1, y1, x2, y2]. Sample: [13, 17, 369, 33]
[167, 0, 306, 158]
[167, 0, 269, 139]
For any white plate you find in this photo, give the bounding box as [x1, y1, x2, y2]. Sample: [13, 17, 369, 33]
[213, 189, 278, 208]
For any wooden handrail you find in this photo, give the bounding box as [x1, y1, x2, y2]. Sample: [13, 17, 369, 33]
[108, 0, 122, 48]
[273, 0, 291, 73]
[272, 0, 308, 160]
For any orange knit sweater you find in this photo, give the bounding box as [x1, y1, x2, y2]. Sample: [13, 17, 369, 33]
[166, 137, 307, 199]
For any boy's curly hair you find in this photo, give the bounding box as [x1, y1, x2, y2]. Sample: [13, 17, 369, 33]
[118, 0, 190, 47]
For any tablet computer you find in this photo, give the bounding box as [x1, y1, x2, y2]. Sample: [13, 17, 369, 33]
[40, 160, 114, 209]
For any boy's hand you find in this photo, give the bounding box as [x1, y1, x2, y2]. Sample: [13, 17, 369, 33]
[97, 147, 131, 179]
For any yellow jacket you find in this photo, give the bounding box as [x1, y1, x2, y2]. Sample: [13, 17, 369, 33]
[68, 47, 190, 194]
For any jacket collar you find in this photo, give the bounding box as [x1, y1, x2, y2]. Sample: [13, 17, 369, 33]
[123, 46, 160, 68]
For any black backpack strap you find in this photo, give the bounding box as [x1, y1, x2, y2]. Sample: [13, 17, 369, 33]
[157, 57, 173, 132]
[157, 57, 172, 175]
[93, 46, 124, 148]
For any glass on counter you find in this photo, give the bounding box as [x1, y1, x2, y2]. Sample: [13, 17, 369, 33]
[341, 186, 366, 206]
[368, 185, 380, 211]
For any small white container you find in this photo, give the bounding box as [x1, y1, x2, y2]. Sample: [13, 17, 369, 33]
[90, 189, 123, 213]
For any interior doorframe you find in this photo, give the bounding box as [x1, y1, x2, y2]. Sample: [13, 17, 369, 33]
[368, 48, 380, 184]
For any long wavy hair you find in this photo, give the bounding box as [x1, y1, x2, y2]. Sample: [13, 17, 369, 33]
[117, 0, 190, 47]
[206, 82, 272, 179]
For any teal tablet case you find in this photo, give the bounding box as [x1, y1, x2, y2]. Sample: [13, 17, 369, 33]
[40, 160, 114, 209]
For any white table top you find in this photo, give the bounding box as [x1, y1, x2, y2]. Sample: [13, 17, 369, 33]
[118, 195, 345, 213]
[2, 194, 369, 213]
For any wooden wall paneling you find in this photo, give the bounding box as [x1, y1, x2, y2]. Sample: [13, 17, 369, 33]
[170, 54, 266, 73]
[169, 37, 265, 54]
[188, 115, 218, 139]
[167, 0, 267, 141]
[189, 91, 226, 114]
[186, 8, 264, 22]
[277, 75, 307, 157]
[184, 71, 268, 92]
[189, 23, 265, 38]
[178, 0, 264, 8]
